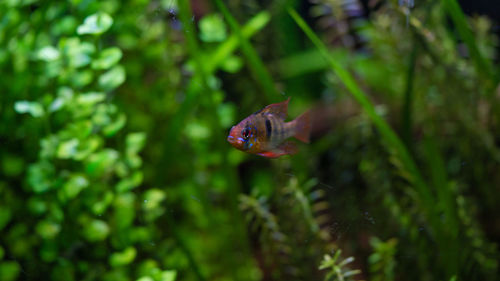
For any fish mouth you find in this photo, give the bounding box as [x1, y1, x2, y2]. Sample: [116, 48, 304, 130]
[227, 135, 235, 144]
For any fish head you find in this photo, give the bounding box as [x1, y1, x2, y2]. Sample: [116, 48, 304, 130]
[227, 116, 258, 152]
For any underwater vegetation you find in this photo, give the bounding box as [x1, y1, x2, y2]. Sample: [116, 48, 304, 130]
[0, 0, 499, 280]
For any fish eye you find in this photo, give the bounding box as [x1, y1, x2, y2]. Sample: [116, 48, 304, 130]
[241, 127, 251, 140]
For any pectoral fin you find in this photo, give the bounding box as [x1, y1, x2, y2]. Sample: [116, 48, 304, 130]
[257, 141, 297, 158]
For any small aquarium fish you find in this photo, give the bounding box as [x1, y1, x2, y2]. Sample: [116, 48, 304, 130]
[227, 98, 311, 158]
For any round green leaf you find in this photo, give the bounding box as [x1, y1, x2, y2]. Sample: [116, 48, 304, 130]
[0, 261, 21, 281]
[77, 13, 113, 35]
[103, 114, 126, 137]
[126, 132, 146, 154]
[143, 189, 166, 211]
[36, 46, 60, 61]
[71, 70, 94, 88]
[35, 220, 61, 239]
[109, 247, 137, 267]
[99, 65, 126, 90]
[0, 206, 12, 231]
[83, 219, 110, 242]
[221, 55, 243, 73]
[27, 161, 55, 193]
[60, 175, 89, 200]
[199, 14, 227, 42]
[85, 149, 119, 177]
[57, 138, 79, 159]
[159, 270, 177, 281]
[184, 122, 211, 140]
[92, 47, 123, 70]
[116, 171, 143, 193]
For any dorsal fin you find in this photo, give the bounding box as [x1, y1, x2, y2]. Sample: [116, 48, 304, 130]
[258, 97, 290, 120]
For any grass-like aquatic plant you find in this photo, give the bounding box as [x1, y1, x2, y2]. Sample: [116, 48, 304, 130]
[0, 0, 499, 280]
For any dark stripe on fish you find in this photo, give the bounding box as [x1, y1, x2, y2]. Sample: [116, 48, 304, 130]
[265, 119, 272, 139]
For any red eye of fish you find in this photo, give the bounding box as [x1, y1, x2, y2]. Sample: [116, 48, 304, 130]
[241, 128, 251, 140]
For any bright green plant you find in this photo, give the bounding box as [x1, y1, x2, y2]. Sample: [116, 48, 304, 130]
[3, 7, 175, 281]
[319, 250, 361, 281]
[369, 237, 397, 281]
[1, 0, 499, 280]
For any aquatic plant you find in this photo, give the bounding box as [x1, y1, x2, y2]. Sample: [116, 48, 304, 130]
[0, 0, 499, 280]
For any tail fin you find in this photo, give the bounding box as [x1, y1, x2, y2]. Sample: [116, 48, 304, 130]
[293, 110, 311, 143]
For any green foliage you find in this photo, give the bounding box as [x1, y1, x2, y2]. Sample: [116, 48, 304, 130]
[199, 14, 227, 43]
[319, 251, 361, 281]
[1, 0, 499, 280]
[0, 2, 176, 280]
[369, 237, 397, 281]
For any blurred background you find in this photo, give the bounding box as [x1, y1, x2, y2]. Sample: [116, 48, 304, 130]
[0, 0, 499, 280]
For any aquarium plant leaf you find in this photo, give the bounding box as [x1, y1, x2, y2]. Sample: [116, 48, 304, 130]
[205, 11, 271, 74]
[288, 8, 433, 208]
[215, 0, 280, 102]
[442, 0, 498, 89]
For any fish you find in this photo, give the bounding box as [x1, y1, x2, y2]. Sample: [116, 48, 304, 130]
[227, 98, 311, 158]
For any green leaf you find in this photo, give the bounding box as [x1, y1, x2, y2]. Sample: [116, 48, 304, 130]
[115, 171, 143, 193]
[49, 97, 65, 112]
[1, 154, 24, 177]
[83, 219, 110, 242]
[77, 12, 113, 35]
[184, 121, 211, 140]
[57, 138, 79, 159]
[142, 189, 166, 211]
[92, 47, 123, 70]
[36, 46, 60, 61]
[85, 149, 119, 177]
[77, 92, 106, 106]
[0, 206, 12, 231]
[103, 114, 126, 136]
[204, 11, 271, 74]
[27, 161, 55, 193]
[215, 0, 279, 101]
[64, 120, 93, 139]
[443, 0, 498, 86]
[35, 220, 61, 239]
[220, 55, 243, 73]
[114, 193, 135, 229]
[71, 70, 94, 88]
[199, 14, 227, 42]
[126, 133, 146, 154]
[0, 261, 21, 281]
[109, 247, 137, 267]
[53, 16, 78, 36]
[60, 175, 89, 200]
[99, 65, 126, 90]
[91, 191, 114, 215]
[159, 270, 177, 281]
[14, 100, 44, 117]
[28, 197, 47, 215]
[59, 38, 95, 68]
[40, 241, 58, 262]
[216, 103, 236, 128]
